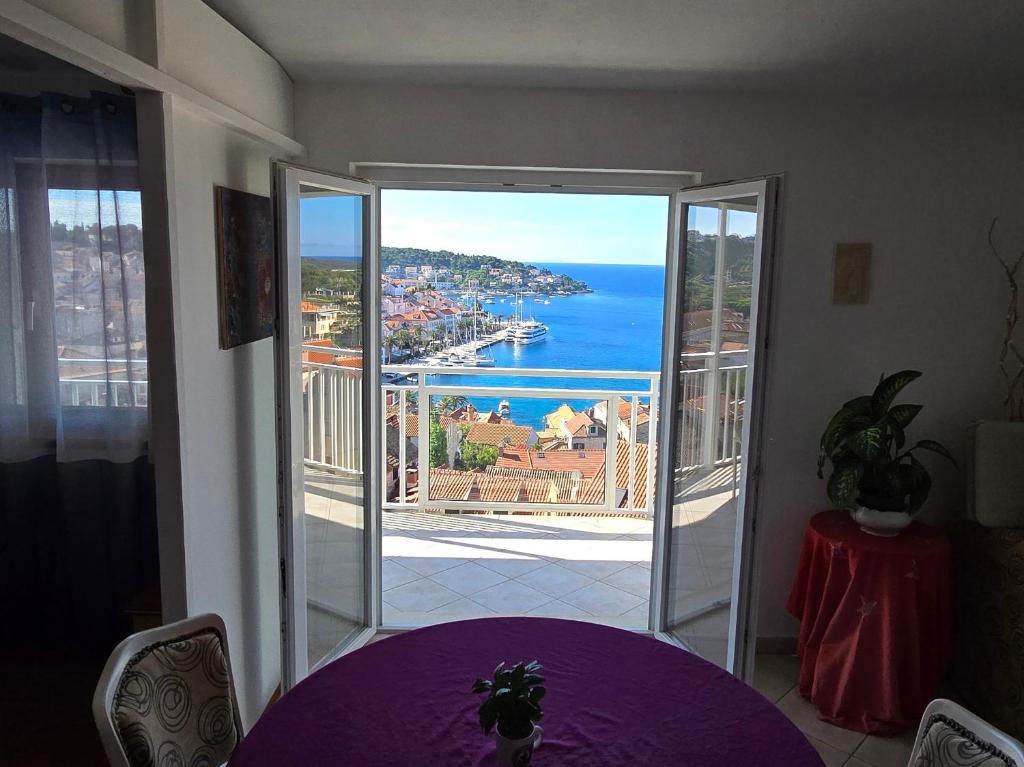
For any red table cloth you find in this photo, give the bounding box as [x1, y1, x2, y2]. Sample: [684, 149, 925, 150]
[787, 510, 952, 735]
[231, 617, 822, 766]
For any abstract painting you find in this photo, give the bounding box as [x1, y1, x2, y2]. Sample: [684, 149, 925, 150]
[215, 186, 275, 348]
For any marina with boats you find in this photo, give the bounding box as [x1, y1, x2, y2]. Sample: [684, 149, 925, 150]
[417, 292, 549, 368]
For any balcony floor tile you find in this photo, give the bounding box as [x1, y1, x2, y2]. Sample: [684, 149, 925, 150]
[427, 561, 509, 596]
[514, 563, 596, 599]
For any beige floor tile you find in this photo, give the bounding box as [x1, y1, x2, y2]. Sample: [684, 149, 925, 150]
[381, 558, 420, 590]
[426, 597, 496, 619]
[427, 561, 508, 596]
[560, 580, 645, 616]
[475, 557, 548, 578]
[396, 555, 471, 577]
[526, 599, 593, 619]
[806, 735, 849, 767]
[382, 577, 462, 612]
[471, 579, 553, 613]
[600, 563, 655, 598]
[617, 602, 652, 628]
[752, 653, 799, 703]
[776, 689, 867, 754]
[844, 759, 875, 767]
[515, 562, 595, 598]
[560, 558, 632, 579]
[852, 730, 917, 767]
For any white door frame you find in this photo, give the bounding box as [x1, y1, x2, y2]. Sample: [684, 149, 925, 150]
[360, 165, 688, 637]
[274, 162, 382, 688]
[652, 177, 782, 679]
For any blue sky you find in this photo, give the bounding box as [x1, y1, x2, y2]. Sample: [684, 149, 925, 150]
[49, 188, 143, 228]
[300, 189, 755, 264]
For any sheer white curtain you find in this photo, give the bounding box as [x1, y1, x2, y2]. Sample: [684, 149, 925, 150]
[0, 91, 156, 650]
[0, 91, 147, 463]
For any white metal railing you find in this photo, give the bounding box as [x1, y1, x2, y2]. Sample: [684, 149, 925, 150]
[676, 350, 747, 471]
[303, 345, 363, 476]
[381, 365, 660, 516]
[57, 357, 148, 407]
[301, 347, 748, 514]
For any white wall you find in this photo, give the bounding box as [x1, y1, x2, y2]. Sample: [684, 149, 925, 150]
[158, 98, 281, 726]
[296, 82, 1024, 638]
[23, 0, 137, 54]
[157, 0, 293, 135]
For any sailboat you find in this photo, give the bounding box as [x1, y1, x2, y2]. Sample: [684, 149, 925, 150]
[453, 291, 496, 366]
[506, 292, 549, 345]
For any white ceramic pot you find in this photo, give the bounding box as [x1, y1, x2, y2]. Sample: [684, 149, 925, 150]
[850, 506, 912, 537]
[495, 724, 543, 767]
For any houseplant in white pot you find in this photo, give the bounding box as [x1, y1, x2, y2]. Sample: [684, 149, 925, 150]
[471, 660, 545, 766]
[818, 370, 957, 535]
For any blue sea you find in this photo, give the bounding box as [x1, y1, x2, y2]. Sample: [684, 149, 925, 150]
[430, 263, 667, 430]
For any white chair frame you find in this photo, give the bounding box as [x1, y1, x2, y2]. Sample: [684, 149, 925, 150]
[92, 613, 244, 767]
[909, 699, 1024, 767]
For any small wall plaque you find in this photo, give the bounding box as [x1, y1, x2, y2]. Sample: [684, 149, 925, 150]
[832, 242, 872, 304]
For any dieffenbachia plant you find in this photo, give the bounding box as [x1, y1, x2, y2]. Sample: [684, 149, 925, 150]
[817, 370, 956, 513]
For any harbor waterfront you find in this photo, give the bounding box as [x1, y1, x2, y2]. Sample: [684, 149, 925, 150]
[415, 263, 666, 429]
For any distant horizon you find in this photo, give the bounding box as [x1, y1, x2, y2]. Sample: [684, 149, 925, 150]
[302, 246, 669, 268]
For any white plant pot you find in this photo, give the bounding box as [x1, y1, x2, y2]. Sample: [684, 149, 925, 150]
[495, 724, 543, 767]
[850, 506, 912, 537]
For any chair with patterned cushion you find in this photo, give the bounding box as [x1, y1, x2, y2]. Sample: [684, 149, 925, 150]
[92, 613, 243, 767]
[910, 699, 1024, 767]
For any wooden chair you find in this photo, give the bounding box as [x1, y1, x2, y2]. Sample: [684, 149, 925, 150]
[92, 613, 243, 767]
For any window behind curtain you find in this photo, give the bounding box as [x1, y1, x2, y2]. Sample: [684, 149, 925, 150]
[48, 187, 146, 409]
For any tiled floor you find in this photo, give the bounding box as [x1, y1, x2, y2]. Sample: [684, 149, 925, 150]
[303, 466, 741, 656]
[753, 653, 917, 767]
[382, 512, 655, 627]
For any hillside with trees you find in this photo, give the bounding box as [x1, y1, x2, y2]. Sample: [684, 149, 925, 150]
[382, 246, 590, 294]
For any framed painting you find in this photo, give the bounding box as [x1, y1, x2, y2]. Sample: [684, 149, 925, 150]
[215, 186, 275, 348]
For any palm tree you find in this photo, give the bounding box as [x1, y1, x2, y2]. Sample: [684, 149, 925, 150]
[436, 395, 470, 414]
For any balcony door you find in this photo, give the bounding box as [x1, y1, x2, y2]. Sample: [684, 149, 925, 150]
[654, 178, 779, 679]
[274, 164, 381, 688]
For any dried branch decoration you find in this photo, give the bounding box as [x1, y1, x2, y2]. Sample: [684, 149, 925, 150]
[988, 218, 1024, 420]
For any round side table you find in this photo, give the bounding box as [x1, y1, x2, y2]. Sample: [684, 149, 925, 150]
[786, 510, 952, 734]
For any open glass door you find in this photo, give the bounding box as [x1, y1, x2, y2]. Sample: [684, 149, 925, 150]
[654, 178, 778, 679]
[275, 164, 381, 688]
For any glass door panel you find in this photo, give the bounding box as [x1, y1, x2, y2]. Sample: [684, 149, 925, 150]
[276, 165, 380, 687]
[657, 180, 776, 678]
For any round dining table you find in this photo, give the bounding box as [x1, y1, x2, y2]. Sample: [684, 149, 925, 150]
[230, 617, 822, 766]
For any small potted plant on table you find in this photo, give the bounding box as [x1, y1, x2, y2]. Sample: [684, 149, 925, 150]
[471, 660, 545, 766]
[818, 370, 957, 535]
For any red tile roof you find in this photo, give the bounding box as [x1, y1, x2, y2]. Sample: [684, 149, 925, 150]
[465, 422, 535, 447]
[496, 446, 605, 478]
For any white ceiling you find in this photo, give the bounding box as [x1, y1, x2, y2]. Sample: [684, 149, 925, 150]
[202, 0, 1024, 94]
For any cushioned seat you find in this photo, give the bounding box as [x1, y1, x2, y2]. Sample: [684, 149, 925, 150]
[910, 699, 1024, 767]
[93, 613, 243, 767]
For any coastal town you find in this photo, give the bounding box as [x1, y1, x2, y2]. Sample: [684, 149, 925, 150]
[300, 252, 661, 512]
[301, 249, 592, 363]
[300, 245, 748, 515]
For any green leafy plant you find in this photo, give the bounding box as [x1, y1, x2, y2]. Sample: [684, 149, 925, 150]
[471, 660, 545, 740]
[817, 371, 957, 513]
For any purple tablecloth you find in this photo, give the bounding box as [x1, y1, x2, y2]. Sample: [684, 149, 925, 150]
[231, 618, 822, 766]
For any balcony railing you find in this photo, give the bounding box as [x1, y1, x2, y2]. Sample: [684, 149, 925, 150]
[301, 348, 748, 516]
[381, 365, 660, 516]
[57, 357, 149, 407]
